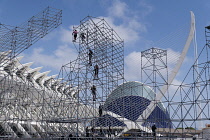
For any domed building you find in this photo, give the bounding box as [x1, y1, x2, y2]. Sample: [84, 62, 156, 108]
[93, 81, 172, 134]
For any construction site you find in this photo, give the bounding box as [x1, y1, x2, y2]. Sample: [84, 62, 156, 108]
[0, 7, 210, 140]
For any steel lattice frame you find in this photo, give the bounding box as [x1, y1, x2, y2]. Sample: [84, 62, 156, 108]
[2, 8, 210, 139]
[141, 47, 168, 93]
[168, 26, 210, 138]
[139, 26, 210, 139]
[0, 7, 63, 139]
[0, 7, 62, 62]
[140, 48, 172, 136]
[58, 16, 125, 138]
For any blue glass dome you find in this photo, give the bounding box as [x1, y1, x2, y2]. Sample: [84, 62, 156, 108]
[102, 81, 172, 128]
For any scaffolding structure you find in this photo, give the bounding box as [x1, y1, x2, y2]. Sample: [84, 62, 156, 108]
[141, 47, 168, 93]
[139, 15, 210, 139]
[162, 25, 210, 138]
[0, 7, 62, 62]
[1, 7, 210, 139]
[168, 25, 210, 137]
[58, 16, 125, 137]
[0, 7, 63, 138]
[140, 47, 171, 132]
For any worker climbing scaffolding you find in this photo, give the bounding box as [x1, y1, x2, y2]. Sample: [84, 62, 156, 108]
[80, 32, 86, 43]
[99, 104, 103, 117]
[88, 49, 93, 66]
[72, 29, 78, 42]
[94, 64, 99, 79]
[91, 85, 96, 101]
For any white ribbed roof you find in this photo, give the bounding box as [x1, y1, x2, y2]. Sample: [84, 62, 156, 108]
[0, 54, 77, 97]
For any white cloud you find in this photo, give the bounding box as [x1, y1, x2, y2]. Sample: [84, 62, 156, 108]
[60, 27, 73, 44]
[100, 0, 152, 44]
[108, 0, 128, 18]
[138, 0, 153, 17]
[167, 48, 181, 67]
[101, 17, 141, 43]
[23, 44, 78, 71]
[40, 29, 59, 41]
[124, 51, 141, 81]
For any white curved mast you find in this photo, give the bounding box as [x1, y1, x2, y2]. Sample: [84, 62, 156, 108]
[193, 13, 202, 130]
[138, 11, 195, 123]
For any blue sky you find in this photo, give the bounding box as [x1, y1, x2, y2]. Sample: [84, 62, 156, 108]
[0, 0, 209, 83]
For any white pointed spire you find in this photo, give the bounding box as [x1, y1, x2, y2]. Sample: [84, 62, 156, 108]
[16, 62, 34, 78]
[25, 67, 43, 82]
[4, 56, 24, 75]
[34, 71, 51, 86]
[50, 78, 63, 91]
[43, 74, 58, 88]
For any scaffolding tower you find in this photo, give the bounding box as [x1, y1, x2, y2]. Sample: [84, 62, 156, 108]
[58, 16, 124, 137]
[140, 48, 172, 136]
[141, 47, 168, 93]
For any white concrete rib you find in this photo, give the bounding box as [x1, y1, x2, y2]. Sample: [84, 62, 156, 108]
[0, 54, 76, 137]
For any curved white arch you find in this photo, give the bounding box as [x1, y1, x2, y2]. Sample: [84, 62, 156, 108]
[138, 11, 195, 123]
